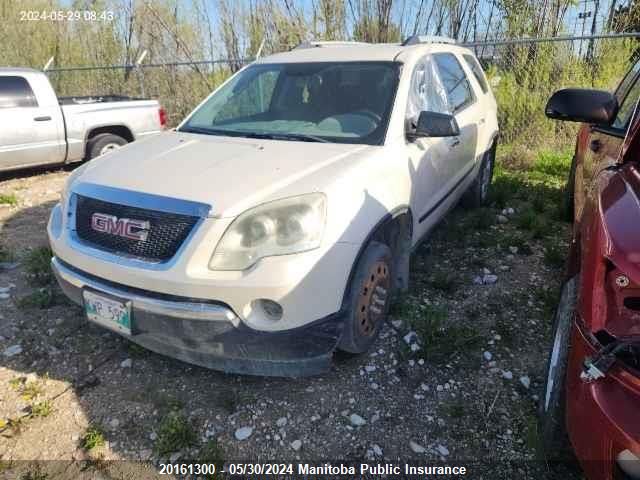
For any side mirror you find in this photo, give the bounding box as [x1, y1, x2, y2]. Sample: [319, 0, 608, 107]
[413, 111, 460, 138]
[545, 88, 618, 125]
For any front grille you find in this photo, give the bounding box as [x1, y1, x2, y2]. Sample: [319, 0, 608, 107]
[75, 195, 199, 262]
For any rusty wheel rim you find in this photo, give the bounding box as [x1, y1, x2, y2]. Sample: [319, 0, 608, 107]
[356, 260, 391, 336]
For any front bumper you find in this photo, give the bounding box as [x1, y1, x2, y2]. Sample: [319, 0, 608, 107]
[52, 257, 343, 376]
[566, 321, 640, 480]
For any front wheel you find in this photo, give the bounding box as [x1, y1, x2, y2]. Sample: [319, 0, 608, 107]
[462, 141, 496, 208]
[539, 276, 577, 462]
[338, 241, 393, 354]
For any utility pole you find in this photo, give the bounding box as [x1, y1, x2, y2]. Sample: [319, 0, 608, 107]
[578, 0, 593, 56]
[586, 0, 600, 60]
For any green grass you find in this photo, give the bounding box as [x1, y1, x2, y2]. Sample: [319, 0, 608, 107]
[82, 425, 106, 450]
[393, 299, 483, 361]
[154, 410, 196, 456]
[0, 193, 18, 206]
[24, 246, 53, 286]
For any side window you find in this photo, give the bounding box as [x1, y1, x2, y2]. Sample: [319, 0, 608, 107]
[612, 77, 640, 130]
[214, 69, 278, 122]
[615, 59, 640, 103]
[433, 53, 475, 113]
[405, 54, 450, 127]
[0, 76, 38, 108]
[462, 54, 489, 94]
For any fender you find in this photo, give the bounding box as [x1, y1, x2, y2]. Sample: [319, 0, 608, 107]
[339, 205, 413, 309]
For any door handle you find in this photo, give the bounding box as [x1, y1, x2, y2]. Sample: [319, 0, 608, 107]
[34, 116, 52, 122]
[590, 139, 602, 153]
[449, 138, 461, 148]
[478, 118, 486, 125]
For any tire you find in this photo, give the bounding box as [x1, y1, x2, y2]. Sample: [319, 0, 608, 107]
[462, 141, 496, 208]
[563, 156, 577, 223]
[338, 241, 393, 354]
[87, 133, 128, 160]
[539, 276, 578, 462]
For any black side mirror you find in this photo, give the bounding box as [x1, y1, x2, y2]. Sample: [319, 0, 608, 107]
[545, 88, 618, 125]
[413, 111, 460, 138]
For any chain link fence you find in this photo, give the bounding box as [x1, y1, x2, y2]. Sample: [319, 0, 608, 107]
[46, 33, 640, 152]
[465, 33, 639, 158]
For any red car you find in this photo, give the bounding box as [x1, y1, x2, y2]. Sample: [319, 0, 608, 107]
[542, 63, 640, 479]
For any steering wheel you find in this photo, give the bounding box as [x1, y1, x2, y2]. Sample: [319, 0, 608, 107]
[353, 109, 381, 123]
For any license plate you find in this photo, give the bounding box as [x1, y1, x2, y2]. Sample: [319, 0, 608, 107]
[83, 289, 132, 336]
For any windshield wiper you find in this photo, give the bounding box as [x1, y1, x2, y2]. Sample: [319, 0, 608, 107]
[243, 132, 330, 143]
[178, 126, 245, 137]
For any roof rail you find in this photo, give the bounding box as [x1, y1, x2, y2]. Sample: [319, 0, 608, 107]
[293, 40, 371, 50]
[401, 35, 457, 46]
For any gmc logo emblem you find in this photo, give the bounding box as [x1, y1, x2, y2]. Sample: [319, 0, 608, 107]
[91, 213, 150, 241]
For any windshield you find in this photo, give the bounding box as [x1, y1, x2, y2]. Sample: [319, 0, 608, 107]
[179, 61, 400, 145]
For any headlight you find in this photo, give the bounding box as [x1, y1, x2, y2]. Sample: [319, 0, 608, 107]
[60, 164, 88, 209]
[209, 193, 326, 271]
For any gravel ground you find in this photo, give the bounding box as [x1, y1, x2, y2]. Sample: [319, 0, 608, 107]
[0, 164, 583, 479]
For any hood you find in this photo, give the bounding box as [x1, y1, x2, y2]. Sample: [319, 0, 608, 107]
[74, 131, 368, 218]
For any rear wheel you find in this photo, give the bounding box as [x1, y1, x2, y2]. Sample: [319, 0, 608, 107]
[87, 133, 128, 160]
[462, 141, 496, 208]
[539, 276, 577, 462]
[338, 241, 393, 354]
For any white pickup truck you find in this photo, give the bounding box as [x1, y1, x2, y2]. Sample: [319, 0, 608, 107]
[0, 68, 165, 172]
[48, 37, 499, 376]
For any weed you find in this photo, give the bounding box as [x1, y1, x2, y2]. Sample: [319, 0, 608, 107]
[6, 416, 26, 436]
[0, 244, 14, 263]
[467, 208, 494, 231]
[404, 304, 483, 360]
[29, 400, 53, 418]
[82, 425, 106, 450]
[532, 193, 546, 213]
[544, 241, 566, 268]
[17, 289, 57, 309]
[198, 440, 225, 478]
[24, 246, 53, 286]
[9, 377, 25, 390]
[536, 286, 560, 317]
[155, 394, 185, 414]
[0, 193, 18, 206]
[515, 208, 537, 231]
[20, 382, 44, 402]
[442, 401, 467, 419]
[127, 343, 148, 358]
[494, 314, 517, 348]
[20, 467, 48, 480]
[154, 410, 196, 456]
[428, 270, 458, 295]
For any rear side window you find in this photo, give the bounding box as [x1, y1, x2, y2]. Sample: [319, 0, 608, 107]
[463, 54, 489, 94]
[0, 76, 37, 108]
[433, 53, 475, 113]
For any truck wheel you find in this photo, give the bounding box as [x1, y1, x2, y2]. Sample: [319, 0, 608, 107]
[338, 241, 393, 354]
[539, 276, 577, 462]
[87, 133, 128, 159]
[462, 141, 496, 208]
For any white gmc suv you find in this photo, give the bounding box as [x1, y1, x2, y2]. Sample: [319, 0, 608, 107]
[48, 37, 498, 376]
